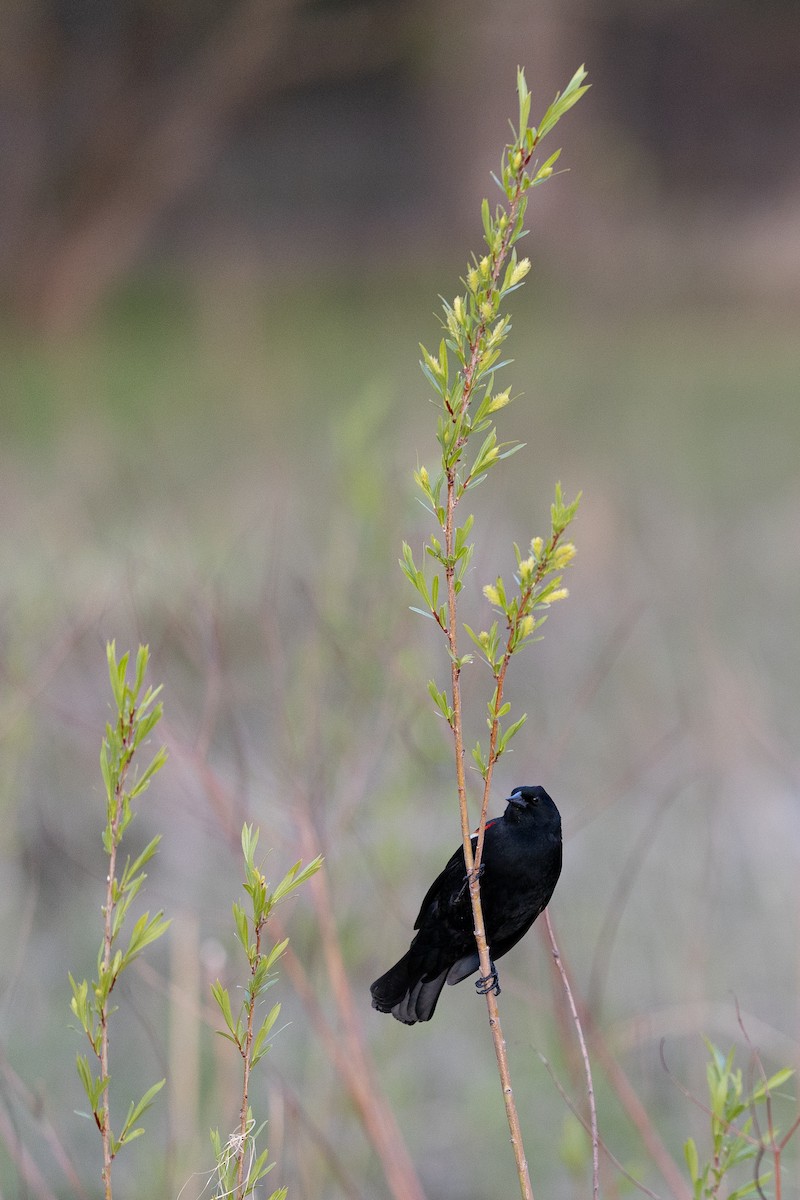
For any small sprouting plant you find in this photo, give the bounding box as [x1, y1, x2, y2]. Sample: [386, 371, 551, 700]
[682, 1039, 796, 1200]
[210, 824, 323, 1200]
[69, 642, 169, 1200]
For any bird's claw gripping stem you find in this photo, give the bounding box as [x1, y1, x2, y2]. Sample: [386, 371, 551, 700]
[475, 966, 501, 997]
[458, 861, 484, 900]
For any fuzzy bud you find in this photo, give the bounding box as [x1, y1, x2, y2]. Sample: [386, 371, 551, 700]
[483, 584, 501, 606]
[552, 541, 577, 568]
[517, 555, 535, 584]
[519, 615, 535, 638]
[488, 389, 511, 413]
[547, 588, 569, 603]
[509, 258, 531, 287]
[530, 536, 545, 560]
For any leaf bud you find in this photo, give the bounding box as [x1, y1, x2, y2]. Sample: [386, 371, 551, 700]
[483, 584, 501, 606]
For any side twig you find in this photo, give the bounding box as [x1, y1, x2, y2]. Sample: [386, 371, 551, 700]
[544, 910, 600, 1200]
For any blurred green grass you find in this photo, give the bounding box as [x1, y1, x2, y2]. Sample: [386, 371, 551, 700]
[1, 272, 799, 1198]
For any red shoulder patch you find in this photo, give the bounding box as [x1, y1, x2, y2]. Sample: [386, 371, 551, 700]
[473, 816, 500, 834]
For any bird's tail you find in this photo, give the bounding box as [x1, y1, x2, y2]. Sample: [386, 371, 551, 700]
[370, 951, 449, 1025]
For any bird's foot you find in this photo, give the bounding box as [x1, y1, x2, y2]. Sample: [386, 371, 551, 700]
[458, 862, 485, 900]
[475, 965, 501, 997]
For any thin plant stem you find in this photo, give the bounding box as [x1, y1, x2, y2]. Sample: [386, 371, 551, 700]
[235, 914, 263, 1197]
[544, 909, 599, 1200]
[444, 475, 534, 1200]
[441, 126, 548, 1200]
[536, 1048, 661, 1200]
[434, 70, 587, 1200]
[99, 710, 136, 1200]
[591, 1027, 689, 1200]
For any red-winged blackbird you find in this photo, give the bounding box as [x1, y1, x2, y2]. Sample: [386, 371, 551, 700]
[371, 785, 562, 1024]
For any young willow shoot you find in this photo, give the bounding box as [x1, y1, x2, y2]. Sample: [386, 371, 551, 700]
[210, 824, 323, 1200]
[681, 1040, 798, 1200]
[69, 642, 169, 1200]
[401, 66, 588, 1200]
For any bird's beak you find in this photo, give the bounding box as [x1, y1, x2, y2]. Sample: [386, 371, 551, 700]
[505, 793, 526, 809]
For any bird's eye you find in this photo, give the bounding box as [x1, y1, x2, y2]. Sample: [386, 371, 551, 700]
[531, 795, 539, 805]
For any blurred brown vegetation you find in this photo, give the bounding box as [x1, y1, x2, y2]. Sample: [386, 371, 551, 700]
[3, 0, 800, 333]
[1, 2, 799, 1198]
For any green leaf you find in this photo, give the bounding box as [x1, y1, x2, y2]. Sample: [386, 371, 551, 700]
[271, 855, 323, 904]
[471, 741, 488, 777]
[99, 742, 112, 801]
[517, 67, 531, 134]
[427, 680, 453, 724]
[537, 148, 562, 176]
[107, 641, 125, 712]
[252, 1002, 282, 1067]
[129, 745, 167, 797]
[684, 1137, 699, 1183]
[118, 1078, 165, 1143]
[729, 1179, 771, 1200]
[498, 714, 527, 754]
[536, 65, 590, 142]
[241, 822, 258, 868]
[262, 936, 289, 973]
[233, 902, 249, 949]
[481, 197, 492, 245]
[752, 1067, 795, 1101]
[211, 980, 236, 1036]
[75, 1053, 95, 1100]
[124, 910, 171, 964]
[120, 835, 162, 889]
[497, 441, 526, 462]
[133, 644, 149, 696]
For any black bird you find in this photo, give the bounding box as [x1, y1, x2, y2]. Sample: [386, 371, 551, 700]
[371, 785, 562, 1024]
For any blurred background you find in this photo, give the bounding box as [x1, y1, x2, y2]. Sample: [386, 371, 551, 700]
[1, 0, 799, 1197]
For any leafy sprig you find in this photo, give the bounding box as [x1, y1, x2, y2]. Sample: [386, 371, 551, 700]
[404, 66, 585, 799]
[684, 1040, 795, 1200]
[210, 824, 322, 1200]
[69, 642, 168, 1200]
[401, 66, 588, 1200]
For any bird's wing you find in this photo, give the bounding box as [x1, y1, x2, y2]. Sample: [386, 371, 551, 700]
[413, 838, 473, 930]
[412, 816, 506, 931]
